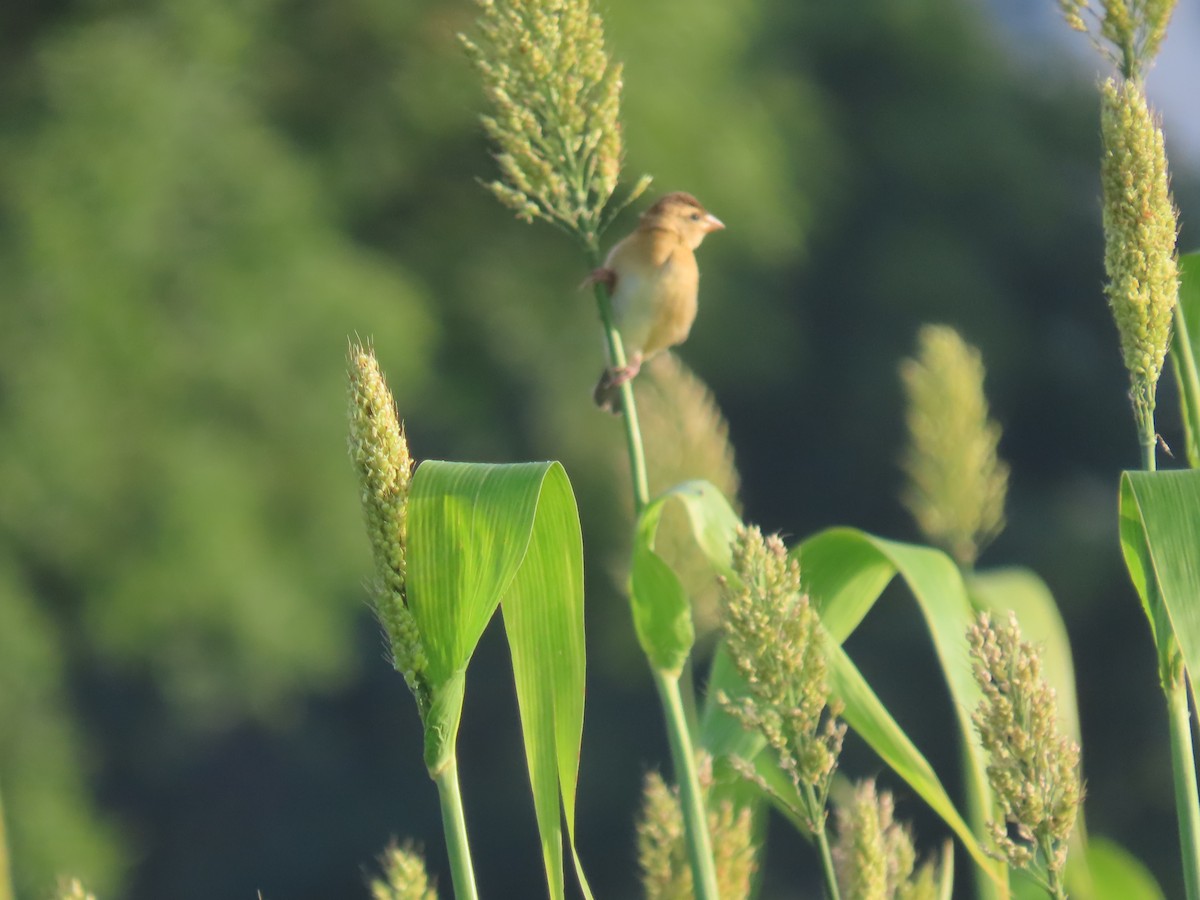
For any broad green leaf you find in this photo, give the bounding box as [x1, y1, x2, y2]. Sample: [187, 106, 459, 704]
[1173, 252, 1200, 468]
[409, 461, 544, 685]
[630, 480, 741, 675]
[408, 460, 591, 900]
[796, 528, 1001, 887]
[1120, 470, 1200, 698]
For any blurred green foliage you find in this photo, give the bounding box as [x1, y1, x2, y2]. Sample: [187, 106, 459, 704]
[0, 0, 1195, 897]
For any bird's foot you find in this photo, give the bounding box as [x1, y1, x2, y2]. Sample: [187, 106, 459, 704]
[606, 355, 642, 388]
[581, 267, 617, 294]
[592, 354, 643, 414]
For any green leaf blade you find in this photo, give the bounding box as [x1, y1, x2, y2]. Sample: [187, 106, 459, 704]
[1173, 251, 1200, 468]
[408, 460, 545, 683]
[1120, 469, 1200, 692]
[629, 480, 741, 675]
[796, 528, 1000, 885]
[501, 462, 590, 900]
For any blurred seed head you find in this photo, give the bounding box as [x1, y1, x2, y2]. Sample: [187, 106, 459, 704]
[832, 780, 943, 900]
[56, 879, 97, 900]
[635, 354, 742, 646]
[899, 325, 1008, 569]
[370, 841, 438, 900]
[636, 758, 757, 900]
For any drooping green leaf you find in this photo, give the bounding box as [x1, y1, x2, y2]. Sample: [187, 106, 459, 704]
[630, 480, 741, 675]
[500, 463, 593, 900]
[1119, 470, 1200, 698]
[796, 528, 1001, 887]
[407, 460, 591, 900]
[827, 642, 994, 874]
[1172, 252, 1200, 468]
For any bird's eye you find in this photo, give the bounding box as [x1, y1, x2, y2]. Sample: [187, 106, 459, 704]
[690, 212, 701, 221]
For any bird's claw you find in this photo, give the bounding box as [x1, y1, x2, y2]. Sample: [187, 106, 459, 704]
[581, 267, 617, 294]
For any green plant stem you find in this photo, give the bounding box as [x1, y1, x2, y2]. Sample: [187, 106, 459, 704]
[1137, 402, 1157, 471]
[586, 241, 715, 897]
[434, 759, 480, 900]
[1166, 663, 1200, 900]
[0, 784, 13, 900]
[1171, 301, 1200, 466]
[653, 669, 720, 900]
[802, 784, 842, 900]
[586, 249, 650, 512]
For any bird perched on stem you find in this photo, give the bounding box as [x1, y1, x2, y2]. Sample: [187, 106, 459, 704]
[588, 192, 724, 412]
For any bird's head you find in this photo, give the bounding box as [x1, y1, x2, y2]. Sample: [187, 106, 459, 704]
[639, 192, 724, 249]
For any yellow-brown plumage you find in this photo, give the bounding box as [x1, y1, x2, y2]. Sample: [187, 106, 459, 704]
[591, 192, 724, 412]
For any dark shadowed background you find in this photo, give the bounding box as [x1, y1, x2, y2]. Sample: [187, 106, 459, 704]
[1, 0, 1198, 897]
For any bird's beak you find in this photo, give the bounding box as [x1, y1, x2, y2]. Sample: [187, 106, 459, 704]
[702, 213, 725, 233]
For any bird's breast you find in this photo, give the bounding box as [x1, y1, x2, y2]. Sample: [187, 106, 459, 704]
[612, 246, 699, 358]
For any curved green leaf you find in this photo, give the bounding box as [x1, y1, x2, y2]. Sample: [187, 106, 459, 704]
[796, 528, 999, 883]
[1120, 469, 1200, 696]
[630, 480, 741, 675]
[409, 461, 544, 684]
[408, 460, 591, 900]
[1173, 251, 1200, 468]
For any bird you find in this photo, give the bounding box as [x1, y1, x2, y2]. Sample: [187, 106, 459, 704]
[587, 192, 724, 413]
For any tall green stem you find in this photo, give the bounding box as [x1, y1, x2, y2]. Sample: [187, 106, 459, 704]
[802, 784, 841, 900]
[1171, 301, 1200, 466]
[653, 669, 721, 900]
[1137, 402, 1157, 472]
[434, 759, 480, 900]
[0, 783, 13, 900]
[586, 247, 650, 511]
[586, 239, 717, 897]
[1167, 666, 1200, 900]
[1135, 391, 1200, 898]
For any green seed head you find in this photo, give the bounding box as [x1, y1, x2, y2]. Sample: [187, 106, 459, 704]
[347, 343, 429, 713]
[1100, 78, 1179, 427]
[461, 0, 648, 242]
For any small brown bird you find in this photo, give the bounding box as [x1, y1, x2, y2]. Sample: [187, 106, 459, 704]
[589, 192, 724, 412]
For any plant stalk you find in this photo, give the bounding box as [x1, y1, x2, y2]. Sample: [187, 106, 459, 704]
[653, 669, 721, 900]
[802, 784, 842, 900]
[1171, 301, 1200, 466]
[0, 784, 12, 900]
[587, 248, 650, 512]
[1166, 663, 1200, 900]
[1137, 401, 1157, 472]
[587, 240, 715, 897]
[434, 758, 481, 900]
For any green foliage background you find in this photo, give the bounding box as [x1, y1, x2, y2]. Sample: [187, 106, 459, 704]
[0, 0, 1196, 897]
